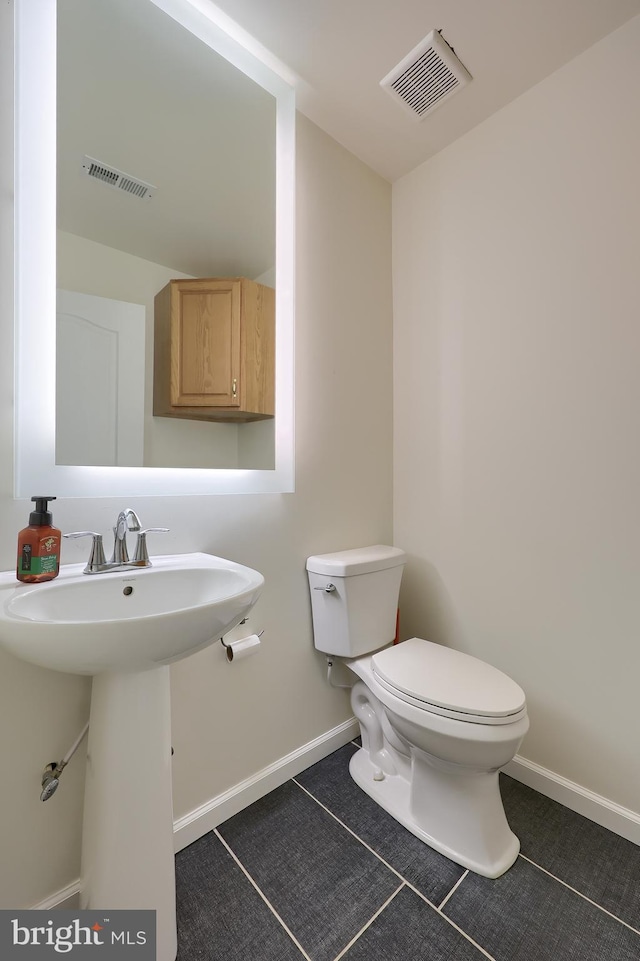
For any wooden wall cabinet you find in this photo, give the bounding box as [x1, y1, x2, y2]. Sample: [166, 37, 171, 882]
[153, 277, 275, 423]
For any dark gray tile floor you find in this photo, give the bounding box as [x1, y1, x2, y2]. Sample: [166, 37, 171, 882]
[176, 741, 640, 960]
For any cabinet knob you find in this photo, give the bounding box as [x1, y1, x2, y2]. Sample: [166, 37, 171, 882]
[232, 378, 237, 397]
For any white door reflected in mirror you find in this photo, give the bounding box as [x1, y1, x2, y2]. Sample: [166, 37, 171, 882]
[56, 290, 145, 467]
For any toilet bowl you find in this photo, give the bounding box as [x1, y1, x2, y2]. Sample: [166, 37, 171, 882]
[347, 638, 529, 878]
[307, 546, 529, 879]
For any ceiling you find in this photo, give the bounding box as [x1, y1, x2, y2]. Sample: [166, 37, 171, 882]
[211, 0, 640, 182]
[57, 0, 276, 278]
[55, 0, 640, 275]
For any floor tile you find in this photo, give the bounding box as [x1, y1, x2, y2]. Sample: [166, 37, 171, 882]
[175, 831, 303, 961]
[501, 774, 640, 930]
[342, 885, 487, 961]
[442, 855, 640, 961]
[217, 780, 400, 961]
[296, 744, 465, 904]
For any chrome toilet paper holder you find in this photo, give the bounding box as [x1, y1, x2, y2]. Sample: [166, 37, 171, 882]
[220, 617, 264, 661]
[219, 629, 264, 649]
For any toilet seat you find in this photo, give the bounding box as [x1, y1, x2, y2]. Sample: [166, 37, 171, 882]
[371, 637, 527, 726]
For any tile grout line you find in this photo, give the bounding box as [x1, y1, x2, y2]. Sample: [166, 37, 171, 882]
[214, 829, 313, 961]
[518, 854, 640, 937]
[293, 779, 497, 961]
[330, 883, 405, 961]
[292, 778, 413, 889]
[437, 869, 469, 911]
[405, 879, 497, 961]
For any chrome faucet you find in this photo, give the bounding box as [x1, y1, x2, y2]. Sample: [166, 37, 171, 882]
[111, 508, 142, 565]
[64, 509, 169, 574]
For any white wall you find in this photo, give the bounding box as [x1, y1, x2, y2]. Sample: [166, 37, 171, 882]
[393, 16, 640, 814]
[0, 29, 393, 912]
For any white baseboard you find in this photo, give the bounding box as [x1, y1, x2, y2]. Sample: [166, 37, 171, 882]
[173, 717, 360, 853]
[35, 729, 639, 909]
[32, 881, 80, 911]
[504, 754, 640, 846]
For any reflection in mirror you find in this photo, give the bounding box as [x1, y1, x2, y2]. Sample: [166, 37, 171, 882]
[14, 0, 294, 497]
[57, 0, 275, 470]
[56, 289, 146, 466]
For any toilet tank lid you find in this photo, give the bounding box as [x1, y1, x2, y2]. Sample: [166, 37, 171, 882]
[306, 545, 406, 577]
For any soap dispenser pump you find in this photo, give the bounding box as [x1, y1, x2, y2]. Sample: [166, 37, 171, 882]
[17, 496, 62, 583]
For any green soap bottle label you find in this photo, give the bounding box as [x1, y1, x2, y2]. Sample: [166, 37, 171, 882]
[18, 552, 58, 575]
[18, 536, 59, 575]
[24, 553, 59, 575]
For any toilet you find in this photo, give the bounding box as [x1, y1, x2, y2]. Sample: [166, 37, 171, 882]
[306, 545, 529, 878]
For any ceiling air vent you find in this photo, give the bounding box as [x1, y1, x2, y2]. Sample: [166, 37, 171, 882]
[80, 156, 157, 200]
[380, 30, 471, 121]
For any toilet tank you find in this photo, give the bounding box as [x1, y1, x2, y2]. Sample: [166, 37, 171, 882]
[306, 546, 406, 657]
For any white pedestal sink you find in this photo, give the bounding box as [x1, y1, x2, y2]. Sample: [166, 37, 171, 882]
[0, 553, 264, 961]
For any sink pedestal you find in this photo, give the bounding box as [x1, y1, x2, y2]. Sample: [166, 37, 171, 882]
[80, 666, 177, 961]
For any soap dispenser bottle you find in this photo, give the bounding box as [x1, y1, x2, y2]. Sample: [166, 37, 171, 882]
[16, 496, 62, 583]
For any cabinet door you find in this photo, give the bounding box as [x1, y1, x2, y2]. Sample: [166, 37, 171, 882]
[171, 279, 241, 407]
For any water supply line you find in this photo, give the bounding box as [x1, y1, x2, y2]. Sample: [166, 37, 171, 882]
[40, 721, 90, 801]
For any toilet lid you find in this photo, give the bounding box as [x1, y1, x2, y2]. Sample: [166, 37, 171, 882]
[371, 637, 526, 718]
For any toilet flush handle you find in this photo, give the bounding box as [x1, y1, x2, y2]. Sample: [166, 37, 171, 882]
[314, 583, 336, 593]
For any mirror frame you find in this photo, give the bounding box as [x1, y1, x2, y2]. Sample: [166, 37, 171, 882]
[14, 0, 295, 496]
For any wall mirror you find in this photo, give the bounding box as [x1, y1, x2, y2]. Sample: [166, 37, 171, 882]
[14, 0, 295, 497]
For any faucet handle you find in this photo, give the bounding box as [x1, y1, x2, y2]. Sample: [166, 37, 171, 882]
[63, 531, 107, 574]
[131, 528, 170, 566]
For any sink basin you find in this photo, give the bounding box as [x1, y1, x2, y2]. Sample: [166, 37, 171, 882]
[0, 552, 264, 674]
